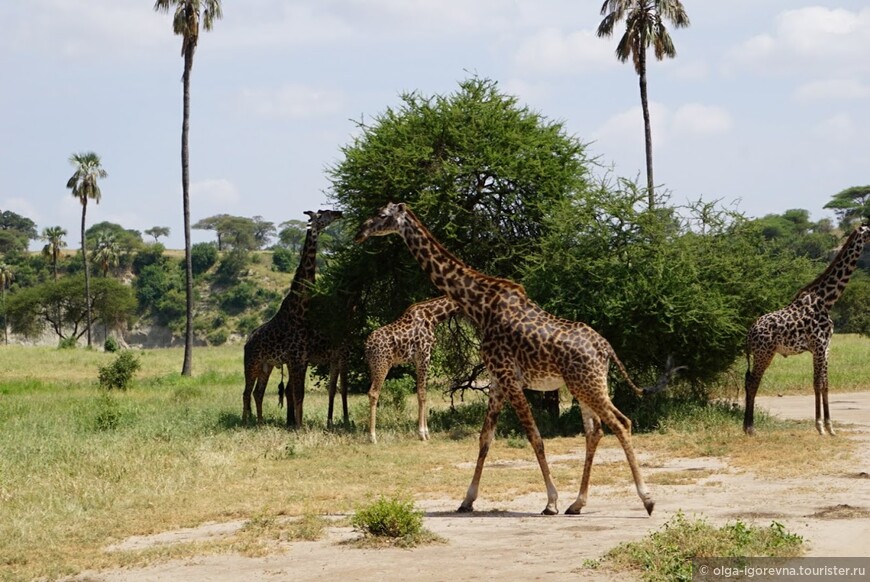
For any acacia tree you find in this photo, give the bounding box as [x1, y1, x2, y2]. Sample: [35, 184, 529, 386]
[154, 0, 223, 375]
[41, 226, 68, 280]
[322, 77, 592, 413]
[66, 151, 107, 348]
[7, 277, 136, 343]
[824, 185, 870, 230]
[597, 0, 690, 209]
[144, 226, 171, 243]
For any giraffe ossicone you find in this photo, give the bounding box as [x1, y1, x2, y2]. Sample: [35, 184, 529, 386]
[356, 202, 679, 516]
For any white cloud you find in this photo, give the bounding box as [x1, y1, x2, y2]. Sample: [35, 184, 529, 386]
[238, 85, 345, 120]
[514, 28, 614, 75]
[672, 104, 733, 136]
[795, 78, 870, 102]
[726, 7, 870, 75]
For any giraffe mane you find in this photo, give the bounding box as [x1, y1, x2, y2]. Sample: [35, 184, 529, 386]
[401, 204, 527, 294]
[790, 226, 864, 301]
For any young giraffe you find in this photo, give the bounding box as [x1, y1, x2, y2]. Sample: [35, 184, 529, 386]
[744, 222, 870, 436]
[355, 202, 676, 516]
[242, 209, 342, 426]
[365, 295, 460, 443]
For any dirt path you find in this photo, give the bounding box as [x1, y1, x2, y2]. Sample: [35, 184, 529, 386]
[71, 393, 870, 582]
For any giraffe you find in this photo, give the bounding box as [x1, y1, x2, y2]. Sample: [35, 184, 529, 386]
[242, 208, 343, 426]
[355, 202, 677, 516]
[743, 221, 870, 436]
[365, 295, 460, 443]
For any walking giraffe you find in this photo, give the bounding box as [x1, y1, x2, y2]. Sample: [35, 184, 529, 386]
[355, 202, 677, 515]
[242, 209, 342, 426]
[365, 295, 460, 443]
[744, 221, 870, 436]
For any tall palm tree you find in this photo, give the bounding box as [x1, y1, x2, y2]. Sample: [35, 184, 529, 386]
[92, 231, 120, 277]
[154, 0, 223, 376]
[67, 151, 107, 348]
[597, 0, 689, 209]
[0, 263, 14, 345]
[41, 226, 68, 281]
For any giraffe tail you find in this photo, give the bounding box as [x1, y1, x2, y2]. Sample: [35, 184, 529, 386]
[278, 365, 285, 408]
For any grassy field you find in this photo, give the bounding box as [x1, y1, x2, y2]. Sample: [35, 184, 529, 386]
[0, 335, 866, 581]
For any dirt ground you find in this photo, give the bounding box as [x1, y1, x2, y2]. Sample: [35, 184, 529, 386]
[71, 393, 870, 582]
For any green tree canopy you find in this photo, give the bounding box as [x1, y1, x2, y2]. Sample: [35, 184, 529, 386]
[824, 185, 870, 230]
[0, 210, 38, 255]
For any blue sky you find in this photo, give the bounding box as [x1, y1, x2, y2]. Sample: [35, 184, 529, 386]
[2, 1, 868, 251]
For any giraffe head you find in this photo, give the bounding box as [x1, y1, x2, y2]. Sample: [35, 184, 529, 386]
[305, 209, 343, 233]
[354, 202, 407, 243]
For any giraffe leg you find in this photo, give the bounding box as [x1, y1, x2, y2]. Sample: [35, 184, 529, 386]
[813, 349, 834, 435]
[415, 356, 430, 441]
[600, 400, 654, 515]
[503, 384, 559, 515]
[287, 363, 306, 429]
[242, 367, 256, 424]
[252, 365, 272, 424]
[566, 401, 603, 515]
[326, 360, 340, 429]
[744, 350, 774, 436]
[367, 361, 389, 444]
[458, 384, 505, 513]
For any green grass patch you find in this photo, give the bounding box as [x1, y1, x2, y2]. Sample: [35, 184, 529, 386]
[590, 512, 803, 581]
[349, 496, 444, 548]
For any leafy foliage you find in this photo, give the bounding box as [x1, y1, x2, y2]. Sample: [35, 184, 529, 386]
[597, 511, 802, 581]
[191, 242, 218, 275]
[351, 496, 424, 540]
[97, 351, 142, 390]
[521, 183, 819, 401]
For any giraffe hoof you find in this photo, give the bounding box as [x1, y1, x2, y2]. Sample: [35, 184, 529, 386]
[457, 504, 474, 514]
[565, 505, 583, 515]
[743, 426, 756, 436]
[541, 507, 559, 516]
[644, 499, 655, 516]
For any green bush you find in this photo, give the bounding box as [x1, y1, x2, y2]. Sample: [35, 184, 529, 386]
[207, 328, 228, 346]
[104, 336, 120, 353]
[58, 337, 77, 350]
[271, 247, 297, 273]
[236, 314, 261, 337]
[351, 496, 424, 539]
[98, 351, 142, 390]
[191, 242, 218, 276]
[215, 249, 250, 283]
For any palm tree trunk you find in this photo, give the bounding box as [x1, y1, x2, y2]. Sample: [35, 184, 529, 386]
[52, 252, 58, 281]
[81, 201, 93, 347]
[181, 48, 195, 376]
[638, 49, 655, 210]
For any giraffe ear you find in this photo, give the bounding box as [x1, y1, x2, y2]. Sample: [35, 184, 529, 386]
[396, 202, 407, 212]
[304, 210, 315, 219]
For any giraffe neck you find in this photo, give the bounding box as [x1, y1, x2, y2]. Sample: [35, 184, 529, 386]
[278, 225, 321, 321]
[397, 209, 520, 328]
[794, 229, 866, 309]
[413, 296, 461, 325]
